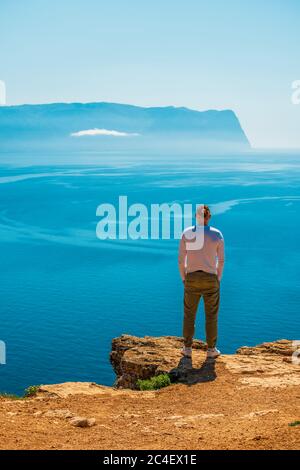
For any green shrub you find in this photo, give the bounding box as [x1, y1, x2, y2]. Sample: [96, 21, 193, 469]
[137, 373, 171, 391]
[289, 420, 300, 427]
[0, 385, 40, 400]
[24, 385, 40, 398]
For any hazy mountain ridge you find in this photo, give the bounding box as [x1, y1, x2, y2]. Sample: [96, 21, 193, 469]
[0, 102, 250, 152]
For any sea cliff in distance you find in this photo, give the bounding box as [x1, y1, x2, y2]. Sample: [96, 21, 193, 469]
[0, 101, 250, 153]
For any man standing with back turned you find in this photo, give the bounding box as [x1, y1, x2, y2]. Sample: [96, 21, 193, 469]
[178, 205, 225, 359]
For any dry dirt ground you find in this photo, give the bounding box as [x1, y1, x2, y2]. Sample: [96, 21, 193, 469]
[0, 356, 299, 450]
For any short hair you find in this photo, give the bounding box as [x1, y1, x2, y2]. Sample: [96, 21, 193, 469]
[196, 204, 211, 218]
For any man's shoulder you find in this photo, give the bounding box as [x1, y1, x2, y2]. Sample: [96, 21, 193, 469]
[181, 225, 196, 238]
[182, 225, 224, 240]
[209, 226, 224, 240]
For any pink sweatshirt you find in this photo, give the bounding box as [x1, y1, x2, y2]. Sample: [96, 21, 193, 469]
[178, 225, 225, 281]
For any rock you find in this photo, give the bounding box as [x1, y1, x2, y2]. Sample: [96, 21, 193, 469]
[42, 409, 96, 427]
[141, 426, 159, 434]
[110, 335, 298, 390]
[110, 334, 207, 389]
[163, 413, 224, 422]
[239, 375, 300, 388]
[241, 409, 279, 418]
[44, 409, 74, 419]
[174, 413, 224, 427]
[38, 382, 113, 398]
[236, 339, 294, 356]
[174, 422, 194, 429]
[37, 381, 157, 400]
[69, 416, 96, 427]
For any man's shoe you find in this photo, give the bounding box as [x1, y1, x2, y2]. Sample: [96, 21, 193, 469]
[206, 347, 221, 359]
[181, 346, 192, 358]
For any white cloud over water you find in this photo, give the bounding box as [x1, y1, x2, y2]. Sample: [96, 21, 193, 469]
[71, 128, 139, 137]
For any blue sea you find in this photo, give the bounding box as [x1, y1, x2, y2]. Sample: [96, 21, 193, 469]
[0, 151, 300, 395]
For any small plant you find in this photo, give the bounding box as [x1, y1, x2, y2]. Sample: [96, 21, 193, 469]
[137, 373, 171, 391]
[0, 392, 21, 400]
[289, 420, 300, 427]
[24, 385, 40, 398]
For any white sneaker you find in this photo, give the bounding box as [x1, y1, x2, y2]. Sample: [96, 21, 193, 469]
[206, 347, 221, 359]
[181, 346, 192, 358]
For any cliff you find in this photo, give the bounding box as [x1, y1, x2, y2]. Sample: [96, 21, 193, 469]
[0, 335, 299, 450]
[0, 102, 250, 152]
[110, 335, 299, 389]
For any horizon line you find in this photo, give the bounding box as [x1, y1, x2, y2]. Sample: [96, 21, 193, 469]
[0, 100, 237, 115]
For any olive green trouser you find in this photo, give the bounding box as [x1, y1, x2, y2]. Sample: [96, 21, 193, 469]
[183, 270, 220, 349]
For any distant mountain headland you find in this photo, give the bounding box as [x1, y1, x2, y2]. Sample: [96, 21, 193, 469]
[0, 102, 250, 152]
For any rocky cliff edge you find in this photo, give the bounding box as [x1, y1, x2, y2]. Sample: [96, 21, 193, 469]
[0, 336, 299, 450]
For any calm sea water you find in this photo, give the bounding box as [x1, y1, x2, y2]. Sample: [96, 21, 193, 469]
[0, 151, 300, 395]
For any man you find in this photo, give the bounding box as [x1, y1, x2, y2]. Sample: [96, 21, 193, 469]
[178, 204, 225, 359]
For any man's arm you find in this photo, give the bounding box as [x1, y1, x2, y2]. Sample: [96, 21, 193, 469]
[216, 238, 225, 281]
[178, 235, 187, 282]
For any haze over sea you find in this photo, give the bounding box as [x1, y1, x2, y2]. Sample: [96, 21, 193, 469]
[0, 151, 299, 395]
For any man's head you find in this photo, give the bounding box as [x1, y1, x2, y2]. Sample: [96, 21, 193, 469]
[196, 204, 211, 226]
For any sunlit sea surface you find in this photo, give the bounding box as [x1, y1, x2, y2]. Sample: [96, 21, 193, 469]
[0, 151, 299, 394]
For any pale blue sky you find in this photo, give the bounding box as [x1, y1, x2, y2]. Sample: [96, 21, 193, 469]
[1, 0, 300, 148]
